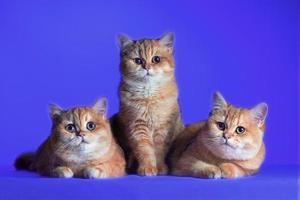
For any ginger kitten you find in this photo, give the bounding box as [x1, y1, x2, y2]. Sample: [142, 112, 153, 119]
[111, 33, 184, 176]
[15, 98, 126, 178]
[170, 92, 268, 179]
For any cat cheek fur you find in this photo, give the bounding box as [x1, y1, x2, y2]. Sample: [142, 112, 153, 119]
[125, 59, 140, 72]
[56, 129, 74, 143]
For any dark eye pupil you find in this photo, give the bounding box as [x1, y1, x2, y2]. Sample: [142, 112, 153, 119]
[152, 56, 160, 63]
[217, 122, 225, 130]
[134, 58, 142, 65]
[236, 126, 245, 134]
[66, 124, 75, 132]
[87, 122, 96, 131]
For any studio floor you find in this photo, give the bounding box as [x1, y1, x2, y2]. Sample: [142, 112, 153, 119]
[0, 165, 298, 200]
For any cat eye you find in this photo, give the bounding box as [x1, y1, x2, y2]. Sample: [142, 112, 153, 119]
[152, 56, 160, 64]
[134, 58, 143, 65]
[236, 126, 245, 134]
[216, 122, 226, 131]
[65, 124, 76, 133]
[86, 121, 96, 131]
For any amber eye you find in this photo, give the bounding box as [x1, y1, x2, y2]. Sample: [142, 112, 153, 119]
[134, 58, 143, 65]
[65, 124, 76, 133]
[236, 126, 245, 134]
[152, 56, 160, 64]
[86, 121, 96, 131]
[216, 122, 226, 131]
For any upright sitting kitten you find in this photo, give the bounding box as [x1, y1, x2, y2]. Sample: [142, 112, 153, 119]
[15, 98, 126, 178]
[170, 92, 268, 179]
[112, 33, 184, 176]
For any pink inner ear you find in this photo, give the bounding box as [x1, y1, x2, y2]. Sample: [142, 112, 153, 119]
[212, 92, 227, 111]
[93, 98, 107, 116]
[118, 34, 132, 48]
[251, 103, 268, 125]
[159, 33, 174, 51]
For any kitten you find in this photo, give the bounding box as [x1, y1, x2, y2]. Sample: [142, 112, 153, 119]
[15, 98, 126, 178]
[170, 92, 268, 179]
[111, 33, 184, 176]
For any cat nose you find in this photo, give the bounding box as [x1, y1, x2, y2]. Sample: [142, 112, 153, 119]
[76, 132, 85, 137]
[142, 65, 150, 70]
[223, 133, 231, 139]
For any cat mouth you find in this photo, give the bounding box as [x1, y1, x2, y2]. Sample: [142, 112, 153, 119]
[222, 138, 236, 148]
[76, 136, 89, 144]
[81, 139, 89, 144]
[142, 69, 155, 76]
[145, 71, 153, 76]
[141, 73, 153, 79]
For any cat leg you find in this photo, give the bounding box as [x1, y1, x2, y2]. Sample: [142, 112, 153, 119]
[155, 150, 168, 175]
[129, 120, 157, 176]
[219, 163, 245, 178]
[82, 161, 126, 179]
[172, 156, 221, 179]
[153, 133, 169, 175]
[82, 167, 108, 179]
[134, 142, 157, 176]
[52, 166, 74, 178]
[191, 160, 222, 179]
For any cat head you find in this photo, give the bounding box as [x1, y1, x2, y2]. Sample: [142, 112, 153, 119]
[203, 92, 268, 160]
[118, 33, 175, 82]
[49, 98, 111, 149]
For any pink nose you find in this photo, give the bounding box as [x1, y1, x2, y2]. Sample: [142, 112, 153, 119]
[223, 134, 231, 139]
[77, 132, 85, 137]
[142, 65, 150, 70]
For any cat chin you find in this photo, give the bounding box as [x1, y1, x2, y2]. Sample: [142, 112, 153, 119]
[137, 72, 164, 80]
[60, 139, 110, 162]
[124, 72, 171, 86]
[64, 137, 92, 147]
[205, 142, 259, 161]
[73, 137, 86, 145]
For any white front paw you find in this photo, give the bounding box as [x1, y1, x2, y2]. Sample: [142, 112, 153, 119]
[52, 166, 74, 178]
[83, 167, 100, 178]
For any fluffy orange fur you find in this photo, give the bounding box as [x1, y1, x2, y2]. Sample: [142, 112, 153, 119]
[15, 98, 126, 178]
[170, 92, 268, 179]
[112, 33, 184, 176]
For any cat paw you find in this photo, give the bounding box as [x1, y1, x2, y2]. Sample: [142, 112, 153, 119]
[82, 168, 100, 179]
[157, 163, 169, 175]
[52, 166, 74, 178]
[220, 163, 240, 179]
[82, 167, 108, 179]
[137, 164, 158, 176]
[205, 166, 222, 179]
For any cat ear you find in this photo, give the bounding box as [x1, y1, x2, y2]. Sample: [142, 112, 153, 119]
[118, 34, 133, 49]
[159, 32, 174, 53]
[93, 98, 107, 117]
[251, 103, 268, 127]
[212, 91, 227, 112]
[49, 104, 63, 120]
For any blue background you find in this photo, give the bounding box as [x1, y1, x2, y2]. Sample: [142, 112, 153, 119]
[0, 0, 298, 199]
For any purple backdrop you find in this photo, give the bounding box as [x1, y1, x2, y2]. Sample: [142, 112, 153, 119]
[0, 1, 298, 199]
[0, 0, 298, 167]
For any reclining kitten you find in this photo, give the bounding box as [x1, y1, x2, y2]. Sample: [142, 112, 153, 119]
[15, 98, 126, 178]
[170, 92, 268, 179]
